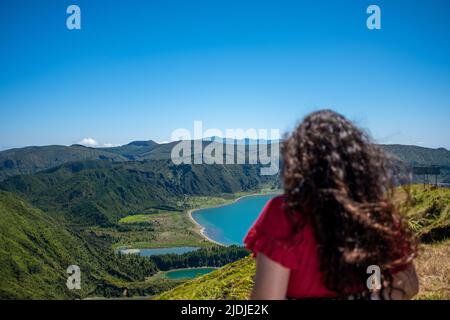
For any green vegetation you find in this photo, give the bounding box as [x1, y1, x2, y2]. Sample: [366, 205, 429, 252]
[0, 191, 180, 299]
[0, 190, 89, 299]
[381, 144, 450, 183]
[149, 245, 249, 271]
[102, 140, 159, 160]
[1, 141, 449, 184]
[0, 145, 127, 181]
[0, 176, 274, 298]
[0, 140, 449, 299]
[404, 185, 450, 242]
[119, 211, 175, 224]
[101, 209, 210, 250]
[157, 256, 256, 300]
[109, 192, 270, 250]
[0, 149, 279, 299]
[181, 188, 280, 210]
[158, 185, 450, 300]
[0, 157, 278, 249]
[0, 160, 277, 226]
[112, 190, 279, 249]
[380, 144, 450, 167]
[157, 241, 450, 300]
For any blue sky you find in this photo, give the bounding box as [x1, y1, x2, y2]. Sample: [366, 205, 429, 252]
[1, 0, 449, 149]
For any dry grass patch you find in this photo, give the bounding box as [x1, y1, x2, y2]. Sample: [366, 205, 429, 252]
[415, 240, 450, 299]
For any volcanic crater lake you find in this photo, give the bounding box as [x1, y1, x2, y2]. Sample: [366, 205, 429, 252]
[192, 194, 277, 245]
[164, 267, 217, 280]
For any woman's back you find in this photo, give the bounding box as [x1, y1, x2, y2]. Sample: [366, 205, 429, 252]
[246, 110, 418, 299]
[245, 195, 337, 298]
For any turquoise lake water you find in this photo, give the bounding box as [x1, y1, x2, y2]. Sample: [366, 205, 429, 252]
[192, 194, 276, 245]
[164, 267, 217, 280]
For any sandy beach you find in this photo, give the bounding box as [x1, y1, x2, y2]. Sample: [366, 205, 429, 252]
[187, 207, 224, 246]
[187, 192, 281, 246]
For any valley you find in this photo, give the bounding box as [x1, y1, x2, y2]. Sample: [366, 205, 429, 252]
[0, 140, 449, 299]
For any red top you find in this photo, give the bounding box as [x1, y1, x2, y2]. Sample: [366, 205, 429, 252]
[244, 195, 337, 298]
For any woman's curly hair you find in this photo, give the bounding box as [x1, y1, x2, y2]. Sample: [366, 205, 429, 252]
[282, 110, 417, 298]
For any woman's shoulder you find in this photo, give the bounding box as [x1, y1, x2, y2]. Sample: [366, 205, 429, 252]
[246, 194, 304, 240]
[262, 194, 286, 213]
[244, 194, 311, 269]
[255, 195, 289, 228]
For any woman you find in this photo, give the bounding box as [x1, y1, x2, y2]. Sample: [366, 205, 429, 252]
[244, 110, 419, 300]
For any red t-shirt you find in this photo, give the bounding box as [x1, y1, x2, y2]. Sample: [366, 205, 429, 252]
[244, 195, 337, 298]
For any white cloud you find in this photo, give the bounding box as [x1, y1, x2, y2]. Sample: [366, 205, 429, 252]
[78, 137, 98, 147]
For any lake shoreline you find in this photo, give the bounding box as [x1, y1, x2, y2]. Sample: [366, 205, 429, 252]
[187, 191, 281, 246]
[117, 190, 281, 251]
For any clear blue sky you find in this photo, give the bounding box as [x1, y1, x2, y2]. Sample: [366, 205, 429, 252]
[1, 0, 449, 149]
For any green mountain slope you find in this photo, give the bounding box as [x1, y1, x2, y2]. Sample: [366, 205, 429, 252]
[102, 140, 159, 159]
[157, 256, 256, 300]
[0, 190, 86, 298]
[1, 142, 448, 182]
[380, 144, 450, 167]
[0, 191, 172, 299]
[380, 145, 450, 183]
[0, 145, 127, 181]
[0, 160, 277, 225]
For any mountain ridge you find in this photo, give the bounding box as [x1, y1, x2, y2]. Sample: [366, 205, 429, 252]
[1, 141, 449, 182]
[0, 190, 168, 299]
[0, 159, 277, 226]
[0, 145, 127, 181]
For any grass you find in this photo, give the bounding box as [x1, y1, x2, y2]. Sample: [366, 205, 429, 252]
[156, 241, 450, 300]
[415, 240, 450, 299]
[403, 185, 450, 242]
[94, 210, 211, 250]
[156, 256, 256, 300]
[156, 185, 450, 300]
[94, 198, 230, 251]
[118, 209, 177, 223]
[0, 190, 169, 299]
[110, 188, 281, 250]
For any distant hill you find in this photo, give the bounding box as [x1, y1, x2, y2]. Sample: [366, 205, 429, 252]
[138, 141, 181, 160]
[380, 144, 450, 167]
[102, 140, 159, 159]
[380, 145, 450, 183]
[0, 191, 165, 299]
[0, 160, 277, 226]
[0, 139, 278, 179]
[0, 145, 127, 181]
[1, 141, 449, 182]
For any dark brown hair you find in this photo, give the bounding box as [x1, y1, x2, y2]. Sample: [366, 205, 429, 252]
[282, 110, 417, 298]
